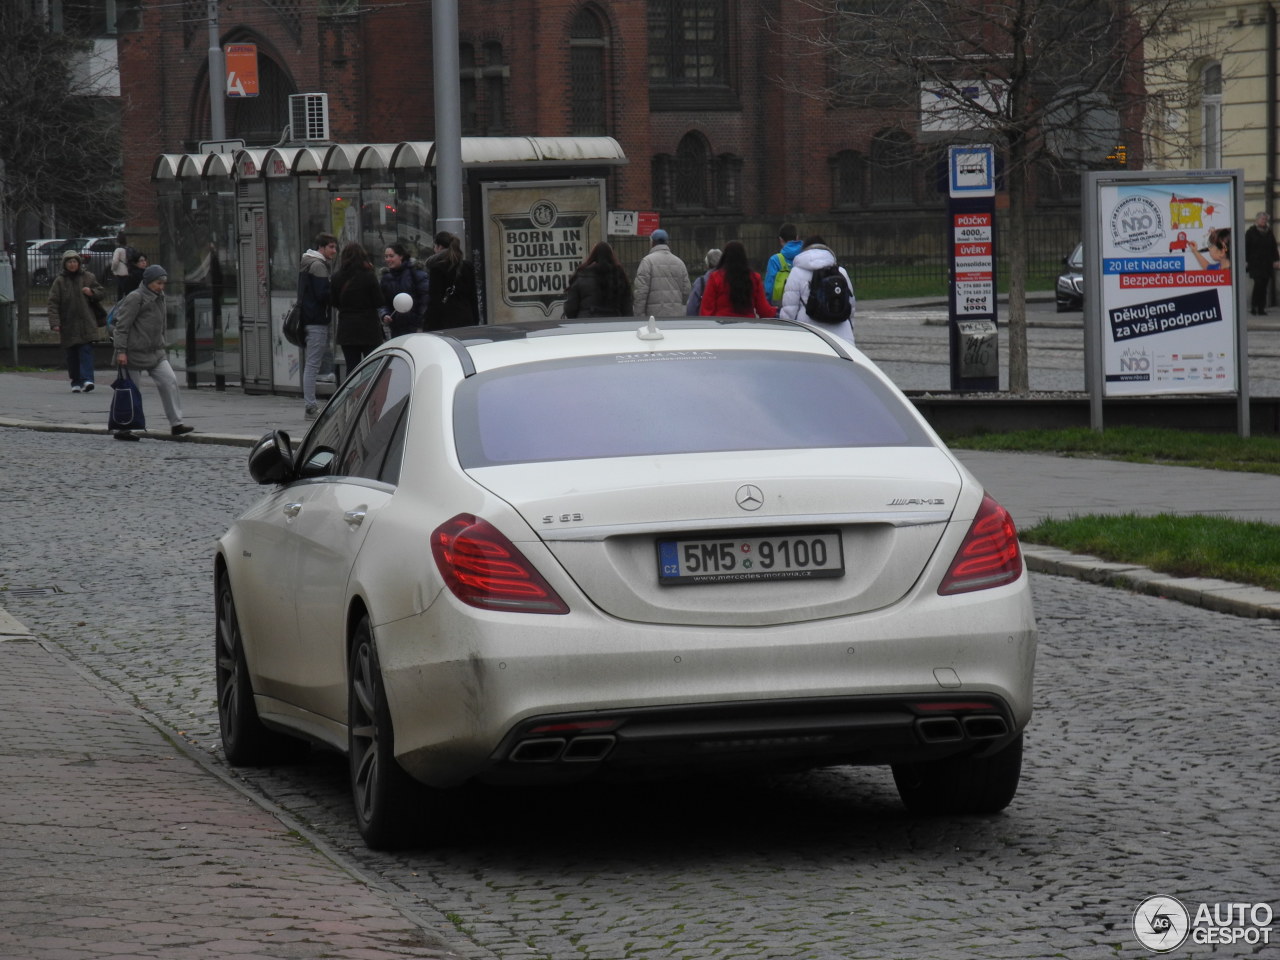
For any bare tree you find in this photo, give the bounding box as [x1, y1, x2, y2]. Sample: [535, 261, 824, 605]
[767, 0, 1209, 394]
[0, 4, 122, 335]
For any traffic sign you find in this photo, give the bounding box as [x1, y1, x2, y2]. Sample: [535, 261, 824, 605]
[199, 139, 245, 155]
[948, 144, 996, 198]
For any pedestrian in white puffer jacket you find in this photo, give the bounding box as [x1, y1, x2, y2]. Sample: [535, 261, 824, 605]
[779, 238, 856, 345]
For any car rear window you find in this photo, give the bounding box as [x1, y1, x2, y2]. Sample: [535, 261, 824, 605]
[453, 350, 932, 466]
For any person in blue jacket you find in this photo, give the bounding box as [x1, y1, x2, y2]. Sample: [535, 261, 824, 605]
[763, 223, 803, 307]
[685, 248, 722, 315]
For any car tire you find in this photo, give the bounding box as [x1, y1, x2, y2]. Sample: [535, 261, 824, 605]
[891, 732, 1023, 816]
[348, 616, 419, 849]
[215, 570, 307, 765]
[1055, 298, 1070, 313]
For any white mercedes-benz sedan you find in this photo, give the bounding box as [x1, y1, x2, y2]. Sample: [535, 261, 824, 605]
[214, 316, 1037, 848]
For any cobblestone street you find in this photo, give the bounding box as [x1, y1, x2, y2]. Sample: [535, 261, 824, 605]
[3, 426, 1278, 958]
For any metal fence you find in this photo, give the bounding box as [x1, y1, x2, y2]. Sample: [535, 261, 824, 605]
[609, 207, 1082, 299]
[12, 206, 1082, 319]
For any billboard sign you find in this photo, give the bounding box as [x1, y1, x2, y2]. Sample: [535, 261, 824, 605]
[920, 81, 1007, 133]
[225, 44, 259, 98]
[1090, 175, 1240, 397]
[482, 179, 606, 322]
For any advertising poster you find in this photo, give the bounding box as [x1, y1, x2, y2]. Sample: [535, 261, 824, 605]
[1095, 179, 1238, 397]
[482, 180, 605, 323]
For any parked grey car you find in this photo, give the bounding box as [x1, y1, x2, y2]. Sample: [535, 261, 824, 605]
[25, 238, 67, 285]
[47, 237, 116, 282]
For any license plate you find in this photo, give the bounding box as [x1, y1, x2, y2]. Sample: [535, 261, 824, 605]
[657, 531, 844, 585]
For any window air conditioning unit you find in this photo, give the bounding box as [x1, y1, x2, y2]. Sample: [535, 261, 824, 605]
[289, 93, 330, 142]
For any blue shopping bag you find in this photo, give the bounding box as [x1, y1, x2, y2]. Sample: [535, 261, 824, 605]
[107, 366, 146, 431]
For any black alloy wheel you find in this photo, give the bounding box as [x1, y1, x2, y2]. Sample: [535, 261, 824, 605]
[215, 570, 306, 765]
[348, 616, 419, 849]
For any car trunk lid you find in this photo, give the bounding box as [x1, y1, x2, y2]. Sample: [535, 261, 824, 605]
[465, 448, 963, 626]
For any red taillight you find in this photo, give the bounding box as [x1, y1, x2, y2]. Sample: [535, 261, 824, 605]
[937, 493, 1023, 595]
[431, 514, 569, 615]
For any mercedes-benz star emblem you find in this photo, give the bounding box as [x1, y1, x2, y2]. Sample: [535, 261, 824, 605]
[735, 484, 764, 511]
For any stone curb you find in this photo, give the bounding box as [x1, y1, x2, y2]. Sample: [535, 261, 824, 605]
[0, 608, 34, 640]
[1021, 545, 1280, 620]
[0, 417, 258, 447]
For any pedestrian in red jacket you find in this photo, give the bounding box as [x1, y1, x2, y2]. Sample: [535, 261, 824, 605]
[698, 241, 777, 318]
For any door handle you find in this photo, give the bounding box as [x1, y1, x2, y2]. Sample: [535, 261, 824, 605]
[283, 502, 302, 518]
[344, 508, 367, 527]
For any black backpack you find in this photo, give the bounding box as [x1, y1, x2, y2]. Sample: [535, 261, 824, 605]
[805, 264, 853, 324]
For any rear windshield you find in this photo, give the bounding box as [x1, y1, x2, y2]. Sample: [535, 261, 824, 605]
[454, 349, 932, 467]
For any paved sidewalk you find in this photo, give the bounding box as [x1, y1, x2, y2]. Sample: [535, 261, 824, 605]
[0, 630, 464, 960]
[0, 372, 469, 959]
[1, 363, 1278, 957]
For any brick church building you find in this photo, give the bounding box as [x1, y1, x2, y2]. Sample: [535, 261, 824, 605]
[116, 0, 954, 238]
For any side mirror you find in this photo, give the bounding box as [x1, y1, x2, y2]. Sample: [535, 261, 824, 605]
[248, 430, 295, 485]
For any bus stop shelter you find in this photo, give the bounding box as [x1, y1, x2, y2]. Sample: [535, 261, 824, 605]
[152, 136, 626, 394]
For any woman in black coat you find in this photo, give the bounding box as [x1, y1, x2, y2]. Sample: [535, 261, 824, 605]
[379, 242, 430, 336]
[563, 241, 632, 318]
[424, 231, 480, 330]
[330, 242, 385, 376]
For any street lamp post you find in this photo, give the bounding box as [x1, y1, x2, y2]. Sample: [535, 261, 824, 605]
[432, 0, 465, 248]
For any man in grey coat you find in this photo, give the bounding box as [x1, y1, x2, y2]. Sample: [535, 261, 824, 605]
[632, 229, 691, 317]
[112, 264, 194, 440]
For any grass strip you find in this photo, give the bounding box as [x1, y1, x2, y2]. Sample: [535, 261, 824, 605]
[1021, 513, 1280, 592]
[947, 425, 1280, 476]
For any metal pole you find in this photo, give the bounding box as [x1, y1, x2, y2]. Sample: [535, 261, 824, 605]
[207, 0, 225, 140]
[432, 0, 465, 248]
[1082, 172, 1103, 432]
[1235, 168, 1250, 438]
[1267, 4, 1276, 223]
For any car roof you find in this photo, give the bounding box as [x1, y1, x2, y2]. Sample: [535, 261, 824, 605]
[416, 317, 857, 375]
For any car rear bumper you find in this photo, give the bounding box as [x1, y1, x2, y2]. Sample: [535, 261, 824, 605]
[375, 580, 1037, 787]
[480, 693, 1018, 785]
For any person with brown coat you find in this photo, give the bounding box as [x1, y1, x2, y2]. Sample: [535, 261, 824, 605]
[563, 241, 632, 318]
[47, 250, 106, 393]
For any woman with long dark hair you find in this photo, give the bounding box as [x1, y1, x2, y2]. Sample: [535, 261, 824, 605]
[563, 241, 633, 317]
[425, 231, 480, 330]
[331, 242, 385, 376]
[698, 240, 776, 318]
[379, 241, 430, 336]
